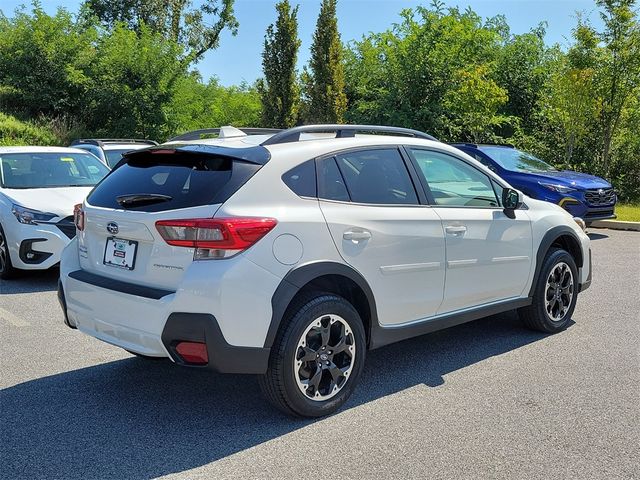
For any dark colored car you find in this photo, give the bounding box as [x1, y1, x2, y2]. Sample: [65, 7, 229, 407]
[452, 144, 616, 223]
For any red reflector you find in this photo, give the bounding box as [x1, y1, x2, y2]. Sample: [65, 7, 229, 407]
[175, 342, 208, 365]
[155, 217, 277, 251]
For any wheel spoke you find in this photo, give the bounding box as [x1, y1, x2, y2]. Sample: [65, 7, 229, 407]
[319, 324, 330, 347]
[298, 346, 317, 363]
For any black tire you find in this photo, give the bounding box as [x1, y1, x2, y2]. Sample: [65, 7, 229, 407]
[259, 293, 366, 418]
[519, 248, 578, 333]
[0, 224, 18, 280]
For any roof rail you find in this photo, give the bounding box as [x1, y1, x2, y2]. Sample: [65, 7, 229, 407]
[70, 139, 158, 146]
[260, 124, 438, 146]
[168, 127, 283, 142]
[450, 142, 515, 148]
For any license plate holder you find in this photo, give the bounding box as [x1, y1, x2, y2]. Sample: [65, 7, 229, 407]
[103, 237, 138, 270]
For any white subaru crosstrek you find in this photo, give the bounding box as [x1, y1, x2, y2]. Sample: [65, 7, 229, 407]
[58, 125, 592, 417]
[0, 146, 110, 279]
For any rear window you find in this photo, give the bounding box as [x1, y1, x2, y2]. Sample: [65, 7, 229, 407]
[87, 153, 261, 212]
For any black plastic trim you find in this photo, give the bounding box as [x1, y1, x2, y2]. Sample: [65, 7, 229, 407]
[68, 270, 174, 300]
[528, 225, 583, 297]
[369, 298, 532, 349]
[262, 124, 438, 146]
[161, 313, 270, 374]
[266, 261, 379, 349]
[579, 248, 592, 292]
[19, 238, 53, 264]
[57, 280, 75, 329]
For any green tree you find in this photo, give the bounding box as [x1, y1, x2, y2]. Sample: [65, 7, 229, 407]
[305, 0, 347, 123]
[87, 23, 187, 139]
[259, 0, 301, 128]
[0, 4, 96, 117]
[593, 0, 640, 175]
[443, 64, 509, 142]
[82, 0, 239, 64]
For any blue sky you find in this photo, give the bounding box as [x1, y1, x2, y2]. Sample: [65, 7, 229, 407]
[1, 0, 604, 86]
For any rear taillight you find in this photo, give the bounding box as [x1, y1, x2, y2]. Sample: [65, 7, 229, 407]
[155, 217, 277, 259]
[73, 203, 85, 231]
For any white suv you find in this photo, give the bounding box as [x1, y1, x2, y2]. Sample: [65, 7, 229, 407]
[58, 125, 592, 417]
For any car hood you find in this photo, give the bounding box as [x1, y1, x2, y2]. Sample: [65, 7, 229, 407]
[531, 170, 611, 189]
[2, 187, 93, 218]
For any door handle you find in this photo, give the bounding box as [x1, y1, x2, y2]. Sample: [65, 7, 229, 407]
[445, 225, 467, 236]
[343, 229, 372, 242]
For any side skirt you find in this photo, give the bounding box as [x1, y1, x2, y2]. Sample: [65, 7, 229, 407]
[369, 297, 532, 349]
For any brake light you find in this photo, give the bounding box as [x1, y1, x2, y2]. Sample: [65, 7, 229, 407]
[155, 217, 277, 259]
[73, 203, 85, 231]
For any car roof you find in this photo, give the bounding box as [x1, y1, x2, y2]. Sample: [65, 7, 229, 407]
[101, 143, 153, 151]
[0, 146, 92, 155]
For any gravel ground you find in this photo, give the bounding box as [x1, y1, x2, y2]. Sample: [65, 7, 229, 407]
[1, 229, 638, 480]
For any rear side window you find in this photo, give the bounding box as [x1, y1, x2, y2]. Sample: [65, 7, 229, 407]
[334, 148, 418, 205]
[318, 157, 349, 202]
[282, 160, 316, 197]
[88, 153, 260, 212]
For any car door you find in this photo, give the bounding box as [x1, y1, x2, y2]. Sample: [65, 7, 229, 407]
[407, 147, 533, 314]
[317, 147, 446, 326]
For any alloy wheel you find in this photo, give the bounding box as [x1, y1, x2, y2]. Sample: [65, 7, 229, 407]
[0, 229, 7, 274]
[294, 314, 356, 401]
[545, 262, 574, 322]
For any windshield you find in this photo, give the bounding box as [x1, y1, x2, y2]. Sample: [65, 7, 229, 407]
[479, 147, 557, 173]
[0, 152, 110, 189]
[105, 149, 137, 167]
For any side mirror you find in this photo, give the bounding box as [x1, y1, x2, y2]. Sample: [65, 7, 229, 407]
[502, 188, 523, 211]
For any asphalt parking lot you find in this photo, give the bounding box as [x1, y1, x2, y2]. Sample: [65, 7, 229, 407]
[1, 229, 639, 480]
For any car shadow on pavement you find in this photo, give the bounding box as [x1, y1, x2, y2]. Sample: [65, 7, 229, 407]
[0, 311, 559, 480]
[0, 268, 59, 294]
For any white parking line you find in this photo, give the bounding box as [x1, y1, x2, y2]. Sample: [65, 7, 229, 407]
[0, 306, 30, 327]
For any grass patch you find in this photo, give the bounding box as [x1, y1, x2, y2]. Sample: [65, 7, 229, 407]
[616, 204, 640, 222]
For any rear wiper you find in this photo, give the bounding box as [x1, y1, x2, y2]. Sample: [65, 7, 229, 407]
[116, 193, 173, 207]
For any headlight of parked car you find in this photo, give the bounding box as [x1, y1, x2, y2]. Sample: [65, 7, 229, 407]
[538, 182, 577, 194]
[11, 204, 57, 225]
[573, 217, 587, 231]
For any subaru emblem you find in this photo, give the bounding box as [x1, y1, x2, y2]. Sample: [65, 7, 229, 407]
[107, 222, 119, 235]
[598, 189, 604, 196]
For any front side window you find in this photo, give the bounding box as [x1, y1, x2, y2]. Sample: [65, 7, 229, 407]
[0, 152, 109, 189]
[334, 148, 418, 205]
[410, 149, 499, 207]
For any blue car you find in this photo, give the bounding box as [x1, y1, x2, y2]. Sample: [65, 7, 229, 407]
[451, 144, 616, 223]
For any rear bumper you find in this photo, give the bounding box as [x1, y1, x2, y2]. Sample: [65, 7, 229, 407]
[58, 239, 279, 373]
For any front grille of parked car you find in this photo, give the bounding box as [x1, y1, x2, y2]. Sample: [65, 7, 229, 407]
[56, 216, 76, 239]
[584, 188, 616, 206]
[585, 209, 614, 219]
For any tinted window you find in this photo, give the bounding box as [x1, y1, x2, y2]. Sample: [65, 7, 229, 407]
[88, 153, 260, 212]
[105, 149, 135, 167]
[318, 157, 349, 202]
[282, 160, 316, 197]
[0, 152, 109, 189]
[334, 148, 418, 205]
[410, 149, 498, 207]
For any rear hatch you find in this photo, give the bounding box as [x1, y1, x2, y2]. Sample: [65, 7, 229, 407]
[77, 146, 265, 291]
